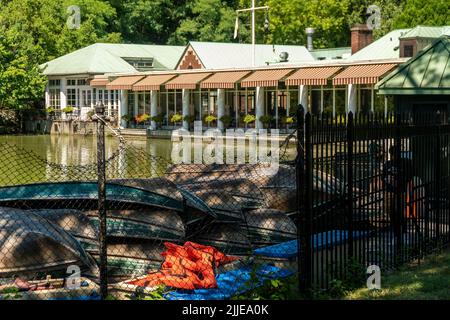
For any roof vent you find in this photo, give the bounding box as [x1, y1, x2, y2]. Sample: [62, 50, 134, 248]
[279, 52, 289, 62]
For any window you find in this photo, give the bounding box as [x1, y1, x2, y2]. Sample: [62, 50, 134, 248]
[403, 45, 414, 58]
[49, 79, 61, 87]
[127, 93, 135, 116]
[77, 79, 87, 86]
[49, 88, 61, 108]
[115, 91, 119, 109]
[123, 58, 154, 71]
[67, 79, 77, 86]
[67, 88, 77, 107]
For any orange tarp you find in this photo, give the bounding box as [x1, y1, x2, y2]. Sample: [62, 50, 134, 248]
[128, 242, 237, 290]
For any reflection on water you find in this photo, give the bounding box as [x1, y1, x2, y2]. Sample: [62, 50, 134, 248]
[0, 135, 173, 166]
[0, 134, 295, 186]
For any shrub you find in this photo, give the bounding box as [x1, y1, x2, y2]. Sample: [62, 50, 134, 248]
[183, 115, 195, 123]
[151, 114, 164, 123]
[135, 114, 150, 123]
[259, 115, 273, 124]
[204, 114, 217, 123]
[170, 114, 183, 123]
[45, 107, 55, 114]
[283, 116, 295, 124]
[121, 114, 131, 122]
[243, 114, 256, 124]
[62, 106, 74, 113]
[220, 115, 233, 127]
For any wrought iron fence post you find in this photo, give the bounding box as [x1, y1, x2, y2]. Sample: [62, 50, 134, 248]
[394, 113, 403, 266]
[347, 112, 354, 259]
[435, 111, 441, 244]
[296, 105, 313, 295]
[95, 102, 108, 299]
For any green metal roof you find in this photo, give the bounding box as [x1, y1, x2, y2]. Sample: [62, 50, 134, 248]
[348, 29, 411, 61]
[376, 36, 450, 95]
[310, 47, 351, 60]
[40, 43, 185, 76]
[399, 26, 450, 39]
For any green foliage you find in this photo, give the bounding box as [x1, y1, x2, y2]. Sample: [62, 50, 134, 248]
[219, 115, 233, 127]
[151, 114, 165, 123]
[46, 107, 55, 114]
[243, 114, 256, 124]
[183, 114, 195, 123]
[170, 113, 183, 123]
[62, 106, 74, 113]
[283, 116, 295, 124]
[0, 287, 22, 300]
[391, 0, 450, 29]
[204, 114, 217, 123]
[169, 0, 248, 44]
[86, 109, 95, 119]
[121, 114, 131, 121]
[135, 113, 150, 123]
[264, 0, 351, 48]
[231, 265, 301, 300]
[259, 115, 273, 124]
[0, 27, 47, 110]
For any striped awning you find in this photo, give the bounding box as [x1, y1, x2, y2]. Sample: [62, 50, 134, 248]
[132, 74, 177, 91]
[332, 63, 398, 85]
[241, 69, 294, 88]
[89, 78, 110, 87]
[164, 73, 212, 90]
[200, 71, 251, 89]
[106, 75, 145, 90]
[285, 66, 342, 86]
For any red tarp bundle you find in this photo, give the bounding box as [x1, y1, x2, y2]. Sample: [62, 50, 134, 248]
[128, 241, 238, 290]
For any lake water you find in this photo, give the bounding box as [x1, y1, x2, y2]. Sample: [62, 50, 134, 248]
[0, 134, 295, 185]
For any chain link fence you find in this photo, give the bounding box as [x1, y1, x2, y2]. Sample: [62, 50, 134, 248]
[1, 107, 449, 300]
[0, 110, 299, 300]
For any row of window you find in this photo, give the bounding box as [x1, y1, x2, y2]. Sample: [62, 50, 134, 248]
[48, 88, 120, 110]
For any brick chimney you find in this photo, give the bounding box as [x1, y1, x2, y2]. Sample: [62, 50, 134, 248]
[351, 24, 373, 54]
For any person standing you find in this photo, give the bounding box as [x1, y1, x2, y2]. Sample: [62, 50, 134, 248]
[381, 145, 414, 236]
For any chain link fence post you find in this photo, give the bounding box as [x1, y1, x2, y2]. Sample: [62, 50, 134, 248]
[95, 102, 108, 299]
[297, 105, 312, 295]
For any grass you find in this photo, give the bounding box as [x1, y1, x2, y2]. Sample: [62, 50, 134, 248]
[345, 249, 450, 300]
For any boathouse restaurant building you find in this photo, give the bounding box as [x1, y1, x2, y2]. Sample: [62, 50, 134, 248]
[41, 25, 450, 131]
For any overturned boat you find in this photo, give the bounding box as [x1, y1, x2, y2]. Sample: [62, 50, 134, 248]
[0, 207, 97, 278]
[84, 209, 185, 242]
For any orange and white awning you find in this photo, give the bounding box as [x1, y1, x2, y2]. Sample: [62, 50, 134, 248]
[132, 74, 177, 91]
[164, 73, 212, 90]
[285, 66, 342, 86]
[332, 63, 398, 85]
[200, 71, 251, 89]
[241, 69, 294, 88]
[106, 75, 145, 90]
[89, 78, 110, 87]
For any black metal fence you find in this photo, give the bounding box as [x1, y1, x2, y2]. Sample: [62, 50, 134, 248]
[296, 109, 450, 292]
[0, 107, 449, 300]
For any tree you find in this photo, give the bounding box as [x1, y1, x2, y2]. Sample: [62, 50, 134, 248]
[392, 0, 450, 29]
[0, 27, 47, 110]
[169, 0, 247, 44]
[263, 0, 351, 48]
[0, 0, 121, 62]
[347, 0, 405, 39]
[109, 0, 187, 44]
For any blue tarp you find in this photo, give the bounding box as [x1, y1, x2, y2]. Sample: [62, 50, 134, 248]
[253, 230, 369, 259]
[164, 264, 293, 300]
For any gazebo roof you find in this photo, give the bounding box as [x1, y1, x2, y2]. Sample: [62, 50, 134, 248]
[376, 36, 450, 95]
